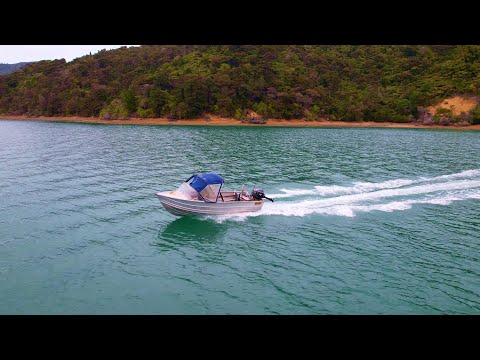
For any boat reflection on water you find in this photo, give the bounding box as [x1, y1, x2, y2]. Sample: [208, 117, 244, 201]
[154, 217, 227, 251]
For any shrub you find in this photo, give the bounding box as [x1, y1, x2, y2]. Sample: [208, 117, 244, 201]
[137, 108, 154, 118]
[234, 108, 243, 120]
[471, 105, 480, 125]
[100, 98, 129, 119]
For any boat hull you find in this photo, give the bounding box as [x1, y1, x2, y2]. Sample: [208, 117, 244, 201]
[156, 191, 264, 216]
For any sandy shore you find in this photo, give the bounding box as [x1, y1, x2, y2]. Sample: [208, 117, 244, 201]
[1, 115, 480, 130]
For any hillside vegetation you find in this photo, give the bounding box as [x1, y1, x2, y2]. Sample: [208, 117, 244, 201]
[1, 45, 480, 124]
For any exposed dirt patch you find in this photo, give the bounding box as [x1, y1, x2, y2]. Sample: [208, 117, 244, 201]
[428, 96, 479, 116]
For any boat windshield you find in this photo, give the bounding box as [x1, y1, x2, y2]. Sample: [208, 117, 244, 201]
[176, 182, 198, 200]
[175, 182, 222, 202]
[199, 184, 222, 202]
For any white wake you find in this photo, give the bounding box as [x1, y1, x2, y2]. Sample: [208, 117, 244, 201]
[208, 169, 480, 222]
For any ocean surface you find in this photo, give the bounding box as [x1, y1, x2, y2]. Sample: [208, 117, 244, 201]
[1, 120, 479, 314]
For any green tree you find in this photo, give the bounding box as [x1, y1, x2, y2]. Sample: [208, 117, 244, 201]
[121, 89, 137, 115]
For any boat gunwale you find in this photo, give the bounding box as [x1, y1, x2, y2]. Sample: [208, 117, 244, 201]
[160, 201, 263, 215]
[157, 192, 264, 215]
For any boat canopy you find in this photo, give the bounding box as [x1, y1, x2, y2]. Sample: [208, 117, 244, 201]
[178, 173, 224, 202]
[188, 173, 224, 192]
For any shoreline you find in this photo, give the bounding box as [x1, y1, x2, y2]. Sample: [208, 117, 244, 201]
[2, 115, 480, 130]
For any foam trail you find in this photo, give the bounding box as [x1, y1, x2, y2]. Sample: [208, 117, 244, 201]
[314, 179, 416, 196]
[269, 169, 480, 199]
[209, 177, 480, 222]
[434, 169, 480, 181]
[270, 189, 318, 198]
[351, 191, 480, 214]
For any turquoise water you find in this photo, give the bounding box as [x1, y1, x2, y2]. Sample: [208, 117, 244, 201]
[1, 120, 479, 314]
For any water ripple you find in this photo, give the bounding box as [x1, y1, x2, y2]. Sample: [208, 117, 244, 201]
[1, 120, 479, 314]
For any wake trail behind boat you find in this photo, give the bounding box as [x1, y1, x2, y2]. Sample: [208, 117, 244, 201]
[210, 169, 480, 222]
[270, 169, 480, 198]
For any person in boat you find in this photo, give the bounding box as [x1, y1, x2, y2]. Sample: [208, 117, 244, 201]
[237, 184, 252, 201]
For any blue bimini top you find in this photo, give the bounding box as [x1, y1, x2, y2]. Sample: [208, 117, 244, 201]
[188, 173, 224, 193]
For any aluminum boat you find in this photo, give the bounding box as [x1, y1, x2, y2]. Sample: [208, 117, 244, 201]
[156, 172, 273, 216]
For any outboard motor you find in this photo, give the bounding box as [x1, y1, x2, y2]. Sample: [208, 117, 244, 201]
[251, 188, 274, 202]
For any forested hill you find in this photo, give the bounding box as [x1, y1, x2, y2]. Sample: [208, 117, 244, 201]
[1, 45, 479, 123]
[0, 62, 34, 75]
